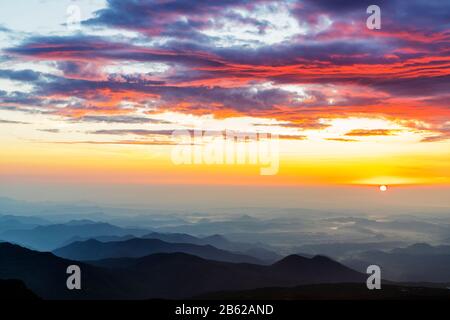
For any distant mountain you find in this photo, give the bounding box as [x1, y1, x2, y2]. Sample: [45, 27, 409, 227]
[143, 232, 282, 263]
[294, 241, 405, 260]
[241, 247, 282, 263]
[391, 243, 450, 255]
[0, 279, 40, 300]
[343, 244, 450, 282]
[53, 238, 262, 264]
[2, 242, 368, 299]
[0, 222, 149, 251]
[62, 234, 136, 246]
[0, 214, 50, 233]
[196, 283, 450, 300]
[143, 232, 202, 244]
[59, 232, 281, 263]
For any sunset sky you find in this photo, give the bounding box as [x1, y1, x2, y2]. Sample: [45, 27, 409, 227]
[0, 0, 449, 198]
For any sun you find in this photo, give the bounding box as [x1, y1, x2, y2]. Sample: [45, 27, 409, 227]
[379, 185, 388, 192]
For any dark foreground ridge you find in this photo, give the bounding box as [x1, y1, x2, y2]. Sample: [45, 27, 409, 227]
[0, 279, 40, 300]
[196, 283, 450, 300]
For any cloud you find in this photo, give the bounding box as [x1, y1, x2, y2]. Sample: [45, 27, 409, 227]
[0, 119, 29, 124]
[91, 129, 175, 136]
[420, 135, 449, 142]
[345, 129, 399, 136]
[73, 115, 171, 124]
[0, 69, 42, 82]
[84, 0, 269, 39]
[326, 137, 359, 142]
[51, 140, 177, 146]
[38, 128, 60, 133]
[1, 0, 448, 135]
[0, 24, 11, 33]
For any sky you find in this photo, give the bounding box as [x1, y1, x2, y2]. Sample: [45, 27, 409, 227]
[0, 0, 449, 207]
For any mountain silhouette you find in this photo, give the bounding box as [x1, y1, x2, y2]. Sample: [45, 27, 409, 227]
[391, 243, 450, 255]
[1, 242, 368, 299]
[294, 241, 405, 259]
[0, 222, 149, 250]
[344, 246, 450, 282]
[58, 232, 281, 263]
[53, 238, 262, 264]
[269, 254, 366, 284]
[143, 232, 281, 262]
[0, 279, 40, 300]
[196, 283, 450, 300]
[88, 252, 367, 299]
[0, 242, 127, 299]
[0, 214, 49, 233]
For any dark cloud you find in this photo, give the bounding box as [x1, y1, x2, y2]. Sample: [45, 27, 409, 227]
[0, 119, 29, 124]
[91, 129, 175, 136]
[0, 90, 43, 106]
[298, 0, 449, 32]
[85, 0, 269, 38]
[1, 0, 449, 131]
[0, 69, 42, 82]
[52, 139, 177, 146]
[38, 128, 60, 133]
[74, 115, 171, 124]
[369, 75, 450, 97]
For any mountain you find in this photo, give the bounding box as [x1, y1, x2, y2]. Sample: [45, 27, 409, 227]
[0, 279, 40, 300]
[53, 238, 262, 264]
[62, 234, 136, 246]
[0, 214, 50, 233]
[294, 241, 405, 260]
[0, 242, 129, 299]
[88, 253, 367, 299]
[390, 243, 450, 255]
[344, 246, 450, 282]
[143, 232, 202, 244]
[196, 283, 450, 300]
[241, 247, 282, 263]
[0, 222, 149, 250]
[143, 232, 282, 262]
[58, 232, 281, 263]
[269, 255, 364, 284]
[1, 242, 369, 300]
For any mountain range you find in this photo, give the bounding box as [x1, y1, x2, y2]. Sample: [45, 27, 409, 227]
[0, 221, 149, 251]
[53, 238, 262, 264]
[61, 231, 282, 263]
[344, 243, 450, 282]
[0, 242, 367, 299]
[0, 214, 50, 233]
